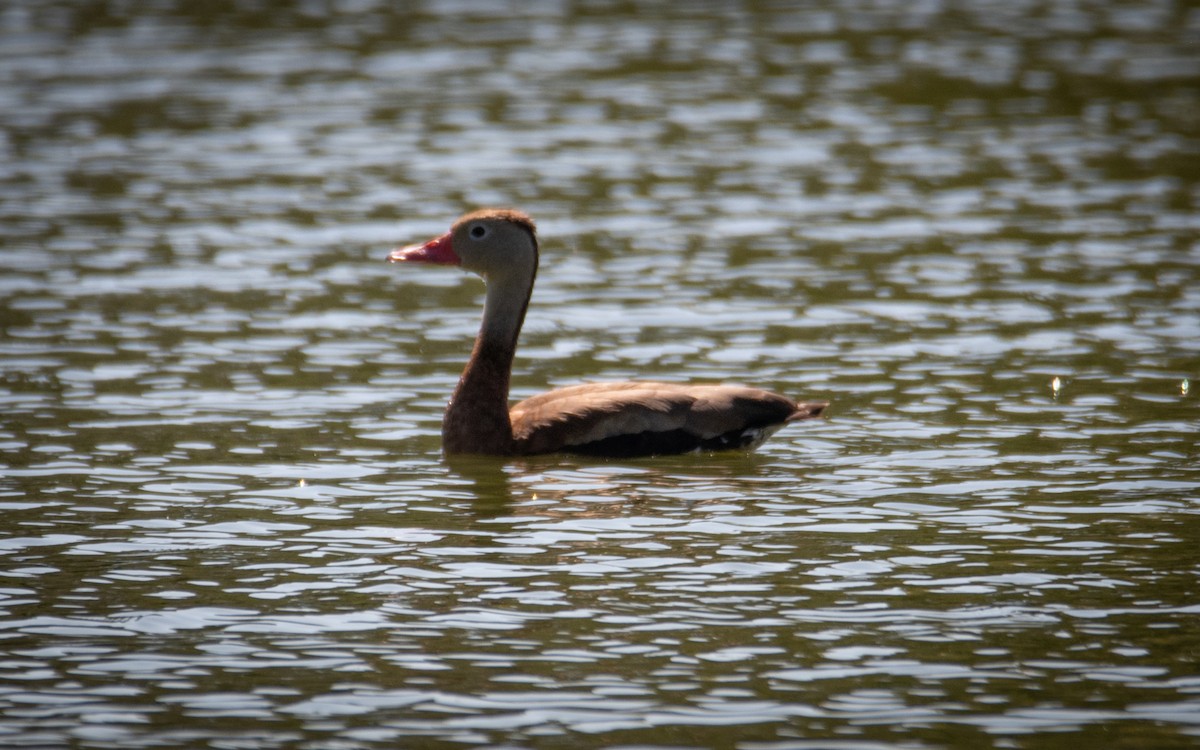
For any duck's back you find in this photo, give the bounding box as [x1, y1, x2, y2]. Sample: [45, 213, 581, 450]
[510, 381, 826, 457]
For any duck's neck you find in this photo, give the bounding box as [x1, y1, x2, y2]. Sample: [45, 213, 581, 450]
[442, 269, 534, 455]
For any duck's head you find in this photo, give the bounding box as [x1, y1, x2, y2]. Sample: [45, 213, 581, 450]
[388, 208, 538, 283]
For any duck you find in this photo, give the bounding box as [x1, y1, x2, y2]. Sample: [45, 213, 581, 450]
[388, 209, 828, 457]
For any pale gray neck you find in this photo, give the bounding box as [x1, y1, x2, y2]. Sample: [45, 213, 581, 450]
[479, 268, 534, 354]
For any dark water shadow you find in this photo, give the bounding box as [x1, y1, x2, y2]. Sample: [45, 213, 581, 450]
[466, 451, 807, 523]
[443, 454, 517, 516]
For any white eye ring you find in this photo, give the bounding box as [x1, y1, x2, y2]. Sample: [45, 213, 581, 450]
[469, 224, 488, 240]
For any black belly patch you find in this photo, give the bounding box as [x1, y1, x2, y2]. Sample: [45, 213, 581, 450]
[567, 427, 767, 458]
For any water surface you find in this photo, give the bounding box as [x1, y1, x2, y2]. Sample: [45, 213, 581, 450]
[2, 1, 1199, 748]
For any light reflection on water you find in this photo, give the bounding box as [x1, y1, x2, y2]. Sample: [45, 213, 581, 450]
[2, 0, 1199, 748]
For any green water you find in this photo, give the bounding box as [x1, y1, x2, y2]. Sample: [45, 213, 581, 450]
[1, 1, 1198, 748]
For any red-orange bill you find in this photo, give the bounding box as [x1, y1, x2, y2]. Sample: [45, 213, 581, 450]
[387, 232, 459, 265]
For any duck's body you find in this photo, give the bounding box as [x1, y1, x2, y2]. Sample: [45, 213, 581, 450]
[510, 381, 825, 457]
[388, 209, 827, 457]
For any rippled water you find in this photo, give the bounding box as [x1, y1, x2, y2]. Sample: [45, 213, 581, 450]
[2, 1, 1199, 748]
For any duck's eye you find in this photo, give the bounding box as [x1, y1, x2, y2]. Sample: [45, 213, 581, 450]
[469, 224, 488, 239]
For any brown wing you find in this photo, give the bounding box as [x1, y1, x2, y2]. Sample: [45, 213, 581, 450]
[510, 381, 826, 456]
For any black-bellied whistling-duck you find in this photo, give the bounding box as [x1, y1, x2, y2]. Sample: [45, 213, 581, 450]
[388, 209, 828, 457]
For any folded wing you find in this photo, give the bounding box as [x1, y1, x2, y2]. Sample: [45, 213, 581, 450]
[511, 381, 826, 457]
